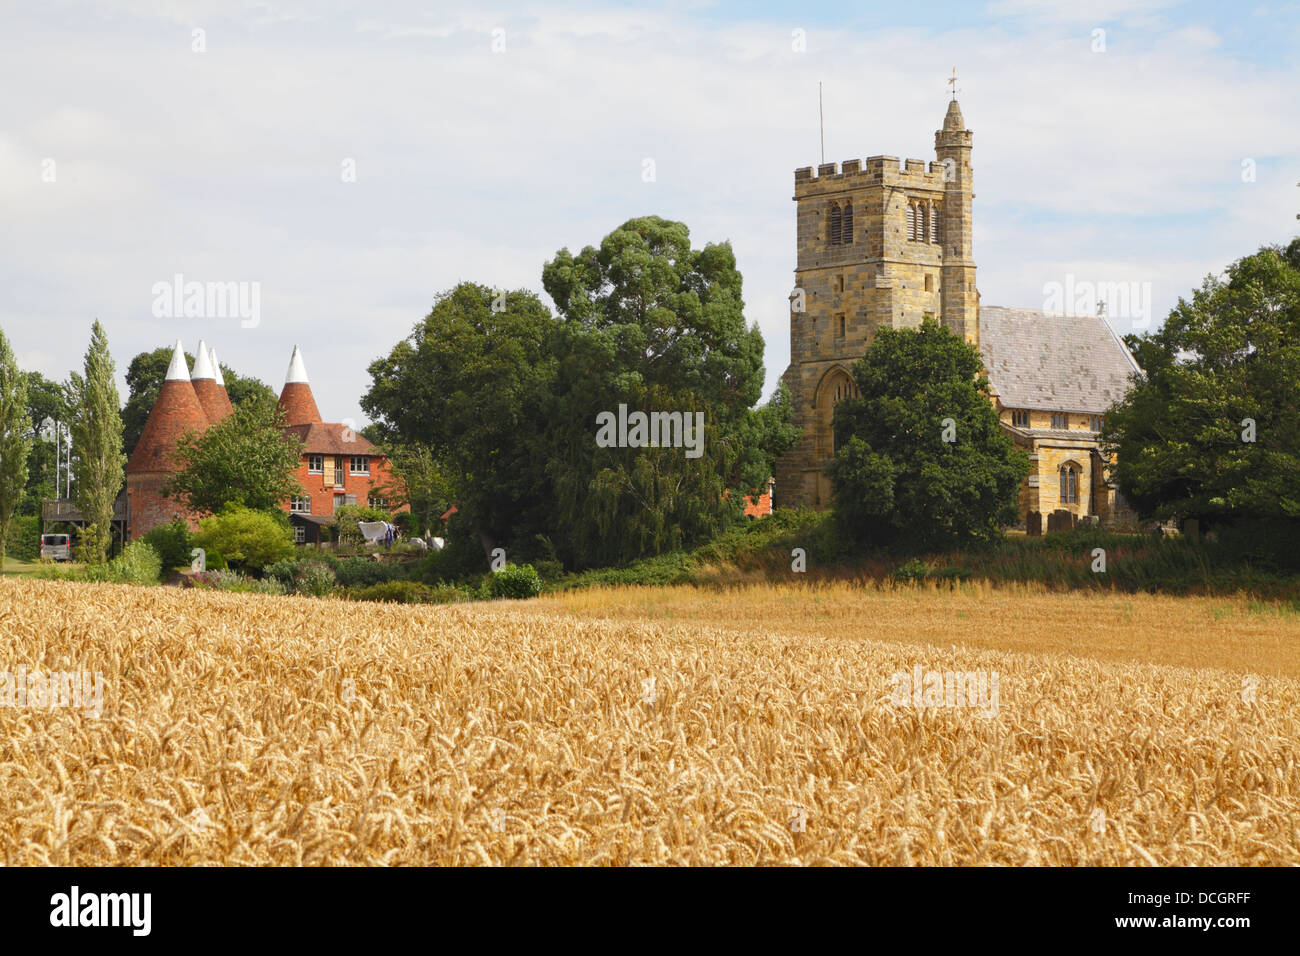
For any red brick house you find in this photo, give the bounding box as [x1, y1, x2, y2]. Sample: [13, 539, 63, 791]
[124, 340, 404, 543]
[277, 346, 405, 544]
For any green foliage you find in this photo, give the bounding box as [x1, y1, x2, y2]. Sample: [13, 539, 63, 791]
[68, 321, 126, 565]
[289, 560, 337, 597]
[122, 346, 274, 457]
[8, 514, 39, 561]
[827, 320, 1030, 551]
[1104, 239, 1300, 531]
[102, 540, 162, 585]
[190, 569, 285, 595]
[0, 324, 34, 568]
[363, 283, 557, 553]
[263, 556, 338, 595]
[370, 442, 453, 538]
[166, 399, 303, 515]
[343, 580, 466, 604]
[18, 371, 66, 516]
[488, 563, 542, 599]
[141, 516, 193, 569]
[333, 504, 391, 546]
[541, 217, 774, 569]
[193, 506, 294, 571]
[328, 555, 408, 588]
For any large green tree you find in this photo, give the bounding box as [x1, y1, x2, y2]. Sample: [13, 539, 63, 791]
[362, 283, 558, 557]
[1103, 239, 1300, 527]
[0, 326, 34, 568]
[122, 347, 274, 457]
[541, 216, 794, 567]
[827, 320, 1029, 550]
[67, 320, 126, 564]
[165, 397, 304, 515]
[21, 371, 67, 512]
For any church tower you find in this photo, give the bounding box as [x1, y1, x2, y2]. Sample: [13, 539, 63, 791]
[774, 99, 978, 508]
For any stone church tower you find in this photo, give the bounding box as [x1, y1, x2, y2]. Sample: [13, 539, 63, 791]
[775, 99, 978, 509]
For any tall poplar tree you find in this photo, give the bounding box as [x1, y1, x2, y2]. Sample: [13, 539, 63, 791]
[68, 321, 126, 564]
[0, 325, 34, 569]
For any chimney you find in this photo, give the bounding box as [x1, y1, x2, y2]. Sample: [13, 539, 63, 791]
[191, 339, 235, 423]
[277, 344, 323, 426]
[126, 339, 211, 475]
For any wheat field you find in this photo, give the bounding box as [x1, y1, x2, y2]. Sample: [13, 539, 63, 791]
[1, 577, 1297, 865]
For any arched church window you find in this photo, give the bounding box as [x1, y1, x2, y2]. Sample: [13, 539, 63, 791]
[829, 203, 841, 244]
[905, 203, 916, 241]
[842, 202, 854, 244]
[1059, 463, 1079, 504]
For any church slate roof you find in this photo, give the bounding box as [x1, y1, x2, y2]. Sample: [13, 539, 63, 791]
[978, 306, 1143, 414]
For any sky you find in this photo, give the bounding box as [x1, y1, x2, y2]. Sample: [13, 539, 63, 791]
[2, 0, 1297, 428]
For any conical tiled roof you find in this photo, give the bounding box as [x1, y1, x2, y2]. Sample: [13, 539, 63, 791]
[277, 345, 322, 426]
[191, 338, 234, 423]
[126, 340, 211, 475]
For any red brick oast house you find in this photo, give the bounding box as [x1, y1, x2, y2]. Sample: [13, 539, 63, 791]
[277, 345, 405, 544]
[124, 340, 404, 544]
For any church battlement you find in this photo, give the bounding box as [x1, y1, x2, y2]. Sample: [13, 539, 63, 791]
[794, 155, 951, 196]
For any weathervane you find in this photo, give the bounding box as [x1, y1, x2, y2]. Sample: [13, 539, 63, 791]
[948, 67, 960, 101]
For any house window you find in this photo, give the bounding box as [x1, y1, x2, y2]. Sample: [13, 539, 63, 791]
[842, 202, 854, 244]
[308, 454, 324, 474]
[333, 492, 358, 513]
[1051, 412, 1068, 429]
[369, 496, 389, 510]
[1059, 463, 1079, 504]
[290, 495, 311, 514]
[1011, 410, 1030, 428]
[293, 525, 306, 544]
[1089, 415, 1104, 432]
[829, 203, 842, 244]
[349, 456, 370, 475]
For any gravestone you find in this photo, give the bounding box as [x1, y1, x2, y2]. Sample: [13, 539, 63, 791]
[1026, 511, 1042, 536]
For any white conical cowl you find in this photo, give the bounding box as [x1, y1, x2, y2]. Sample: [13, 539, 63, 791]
[285, 345, 309, 385]
[164, 340, 190, 381]
[209, 348, 226, 386]
[191, 339, 216, 380]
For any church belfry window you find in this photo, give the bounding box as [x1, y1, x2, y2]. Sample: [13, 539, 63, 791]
[842, 202, 854, 244]
[905, 203, 916, 241]
[829, 203, 842, 244]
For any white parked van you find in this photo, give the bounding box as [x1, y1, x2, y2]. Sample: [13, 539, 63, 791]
[40, 533, 72, 562]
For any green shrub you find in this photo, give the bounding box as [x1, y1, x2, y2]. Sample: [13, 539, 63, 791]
[104, 541, 163, 585]
[263, 558, 299, 588]
[191, 569, 285, 594]
[292, 560, 337, 597]
[334, 504, 392, 546]
[193, 506, 293, 571]
[8, 515, 40, 561]
[489, 563, 542, 599]
[333, 556, 407, 588]
[892, 558, 931, 583]
[347, 580, 435, 604]
[142, 517, 193, 569]
[533, 559, 565, 583]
